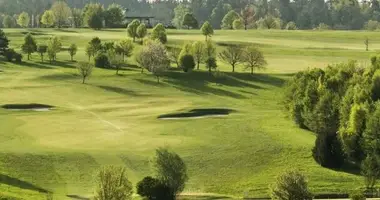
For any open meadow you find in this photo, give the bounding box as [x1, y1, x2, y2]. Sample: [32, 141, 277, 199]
[0, 28, 378, 200]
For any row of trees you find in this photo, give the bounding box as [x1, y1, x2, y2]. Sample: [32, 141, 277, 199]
[284, 57, 380, 189]
[4, 0, 380, 30]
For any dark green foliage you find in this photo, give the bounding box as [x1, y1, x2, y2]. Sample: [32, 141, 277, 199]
[0, 29, 9, 55]
[350, 190, 366, 200]
[182, 13, 198, 29]
[94, 54, 110, 68]
[136, 176, 172, 200]
[21, 33, 37, 60]
[205, 57, 217, 73]
[83, 3, 104, 30]
[361, 154, 380, 189]
[37, 45, 47, 62]
[4, 49, 15, 62]
[14, 53, 22, 63]
[151, 23, 167, 44]
[89, 37, 103, 54]
[270, 170, 313, 200]
[179, 54, 196, 72]
[104, 3, 124, 28]
[313, 133, 345, 168]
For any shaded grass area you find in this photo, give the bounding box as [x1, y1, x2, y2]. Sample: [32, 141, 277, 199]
[158, 108, 236, 119]
[2, 104, 54, 110]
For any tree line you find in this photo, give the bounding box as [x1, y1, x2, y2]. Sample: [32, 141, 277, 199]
[2, 0, 380, 30]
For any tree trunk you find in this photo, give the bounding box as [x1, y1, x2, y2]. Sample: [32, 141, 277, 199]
[251, 67, 254, 75]
[197, 61, 200, 70]
[71, 56, 73, 61]
[209, 67, 211, 73]
[82, 77, 85, 84]
[41, 55, 43, 62]
[116, 68, 119, 75]
[27, 54, 30, 60]
[205, 35, 208, 41]
[232, 65, 235, 72]
[157, 76, 160, 83]
[123, 53, 125, 62]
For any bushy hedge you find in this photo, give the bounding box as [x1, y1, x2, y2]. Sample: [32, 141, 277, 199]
[284, 57, 380, 167]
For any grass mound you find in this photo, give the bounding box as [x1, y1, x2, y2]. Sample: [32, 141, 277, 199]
[158, 108, 236, 119]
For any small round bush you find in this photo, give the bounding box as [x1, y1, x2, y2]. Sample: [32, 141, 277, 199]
[14, 53, 22, 63]
[4, 49, 15, 62]
[136, 176, 172, 200]
[285, 21, 298, 30]
[179, 54, 195, 72]
[94, 54, 110, 68]
[350, 190, 366, 200]
[205, 57, 217, 72]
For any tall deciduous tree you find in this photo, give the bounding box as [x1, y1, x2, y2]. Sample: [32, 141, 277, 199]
[37, 44, 47, 62]
[211, 1, 232, 29]
[201, 21, 214, 41]
[219, 45, 244, 72]
[168, 46, 181, 68]
[41, 10, 55, 27]
[241, 4, 255, 30]
[136, 23, 147, 42]
[151, 23, 167, 44]
[115, 39, 134, 62]
[77, 62, 93, 84]
[172, 4, 190, 29]
[192, 41, 205, 70]
[71, 8, 83, 28]
[51, 1, 72, 28]
[21, 33, 37, 60]
[243, 46, 267, 74]
[222, 10, 240, 29]
[127, 19, 140, 42]
[104, 3, 124, 28]
[47, 36, 61, 62]
[83, 3, 104, 30]
[68, 44, 77, 61]
[154, 148, 188, 199]
[182, 13, 198, 29]
[17, 12, 30, 28]
[3, 15, 14, 28]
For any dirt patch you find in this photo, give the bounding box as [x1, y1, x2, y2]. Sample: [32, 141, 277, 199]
[2, 103, 54, 111]
[158, 108, 235, 120]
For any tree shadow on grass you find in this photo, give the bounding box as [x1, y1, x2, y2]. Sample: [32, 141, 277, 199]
[37, 73, 78, 81]
[95, 85, 150, 97]
[0, 174, 49, 193]
[179, 195, 234, 200]
[17, 61, 54, 69]
[53, 29, 78, 33]
[47, 60, 76, 68]
[66, 194, 90, 200]
[134, 78, 162, 87]
[225, 72, 287, 88]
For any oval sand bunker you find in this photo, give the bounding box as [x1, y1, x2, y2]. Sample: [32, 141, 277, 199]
[2, 103, 54, 111]
[158, 108, 235, 120]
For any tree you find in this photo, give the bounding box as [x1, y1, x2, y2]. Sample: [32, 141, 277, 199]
[257, 15, 282, 29]
[151, 23, 167, 44]
[361, 154, 380, 189]
[233, 18, 244, 30]
[17, 12, 30, 28]
[137, 176, 172, 200]
[21, 33, 37, 60]
[270, 170, 313, 200]
[192, 41, 205, 70]
[41, 10, 55, 27]
[221, 10, 240, 29]
[201, 21, 214, 41]
[219, 45, 244, 72]
[83, 3, 104, 30]
[104, 3, 124, 28]
[108, 50, 124, 75]
[168, 47, 181, 68]
[71, 8, 83, 28]
[205, 57, 218, 73]
[205, 40, 216, 58]
[115, 39, 134, 62]
[179, 54, 196, 72]
[0, 29, 9, 55]
[51, 1, 72, 28]
[241, 5, 256, 30]
[37, 45, 47, 62]
[47, 36, 61, 62]
[3, 15, 14, 28]
[68, 44, 77, 61]
[154, 148, 188, 199]
[285, 21, 298, 30]
[312, 132, 345, 168]
[137, 41, 170, 83]
[172, 4, 190, 28]
[136, 23, 147, 42]
[182, 13, 198, 29]
[210, 1, 232, 29]
[77, 62, 93, 84]
[365, 37, 369, 51]
[94, 166, 132, 200]
[363, 102, 380, 154]
[88, 37, 102, 55]
[127, 19, 140, 42]
[243, 46, 267, 74]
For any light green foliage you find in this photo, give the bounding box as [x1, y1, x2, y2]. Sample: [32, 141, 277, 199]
[41, 10, 55, 27]
[192, 41, 206, 70]
[233, 18, 244, 30]
[3, 15, 15, 28]
[83, 3, 104, 30]
[168, 46, 181, 68]
[182, 13, 198, 29]
[363, 103, 380, 154]
[270, 170, 313, 200]
[316, 23, 330, 30]
[88, 37, 103, 55]
[115, 39, 134, 61]
[21, 33, 37, 60]
[37, 44, 47, 62]
[218, 45, 244, 72]
[347, 104, 367, 136]
[127, 19, 140, 42]
[172, 4, 190, 29]
[361, 154, 380, 189]
[205, 57, 218, 73]
[68, 44, 78, 61]
[350, 190, 366, 200]
[94, 166, 132, 200]
[221, 10, 240, 30]
[77, 62, 93, 84]
[285, 21, 298, 30]
[71, 8, 83, 28]
[104, 3, 124, 28]
[201, 21, 214, 41]
[241, 5, 255, 30]
[179, 42, 193, 62]
[243, 46, 267, 74]
[205, 40, 216, 58]
[107, 49, 124, 74]
[151, 23, 167, 44]
[50, 1, 72, 28]
[17, 12, 30, 28]
[154, 148, 188, 197]
[47, 36, 61, 62]
[257, 15, 282, 29]
[364, 20, 380, 31]
[85, 44, 95, 61]
[137, 40, 170, 82]
[210, 1, 232, 29]
[136, 23, 148, 41]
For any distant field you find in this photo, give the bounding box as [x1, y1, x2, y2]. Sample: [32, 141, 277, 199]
[0, 28, 373, 200]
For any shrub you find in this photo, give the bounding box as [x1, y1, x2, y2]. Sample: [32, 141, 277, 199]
[151, 23, 167, 44]
[136, 176, 172, 200]
[350, 190, 366, 200]
[285, 21, 298, 30]
[205, 57, 217, 73]
[14, 53, 22, 63]
[4, 49, 15, 62]
[365, 20, 380, 31]
[312, 132, 344, 168]
[94, 166, 133, 200]
[316, 23, 330, 30]
[269, 169, 313, 200]
[94, 54, 110, 68]
[179, 54, 196, 72]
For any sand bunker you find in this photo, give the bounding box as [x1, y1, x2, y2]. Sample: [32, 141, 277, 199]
[158, 108, 235, 120]
[2, 103, 54, 111]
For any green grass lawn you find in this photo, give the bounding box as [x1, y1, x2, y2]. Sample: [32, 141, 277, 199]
[0, 28, 374, 199]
